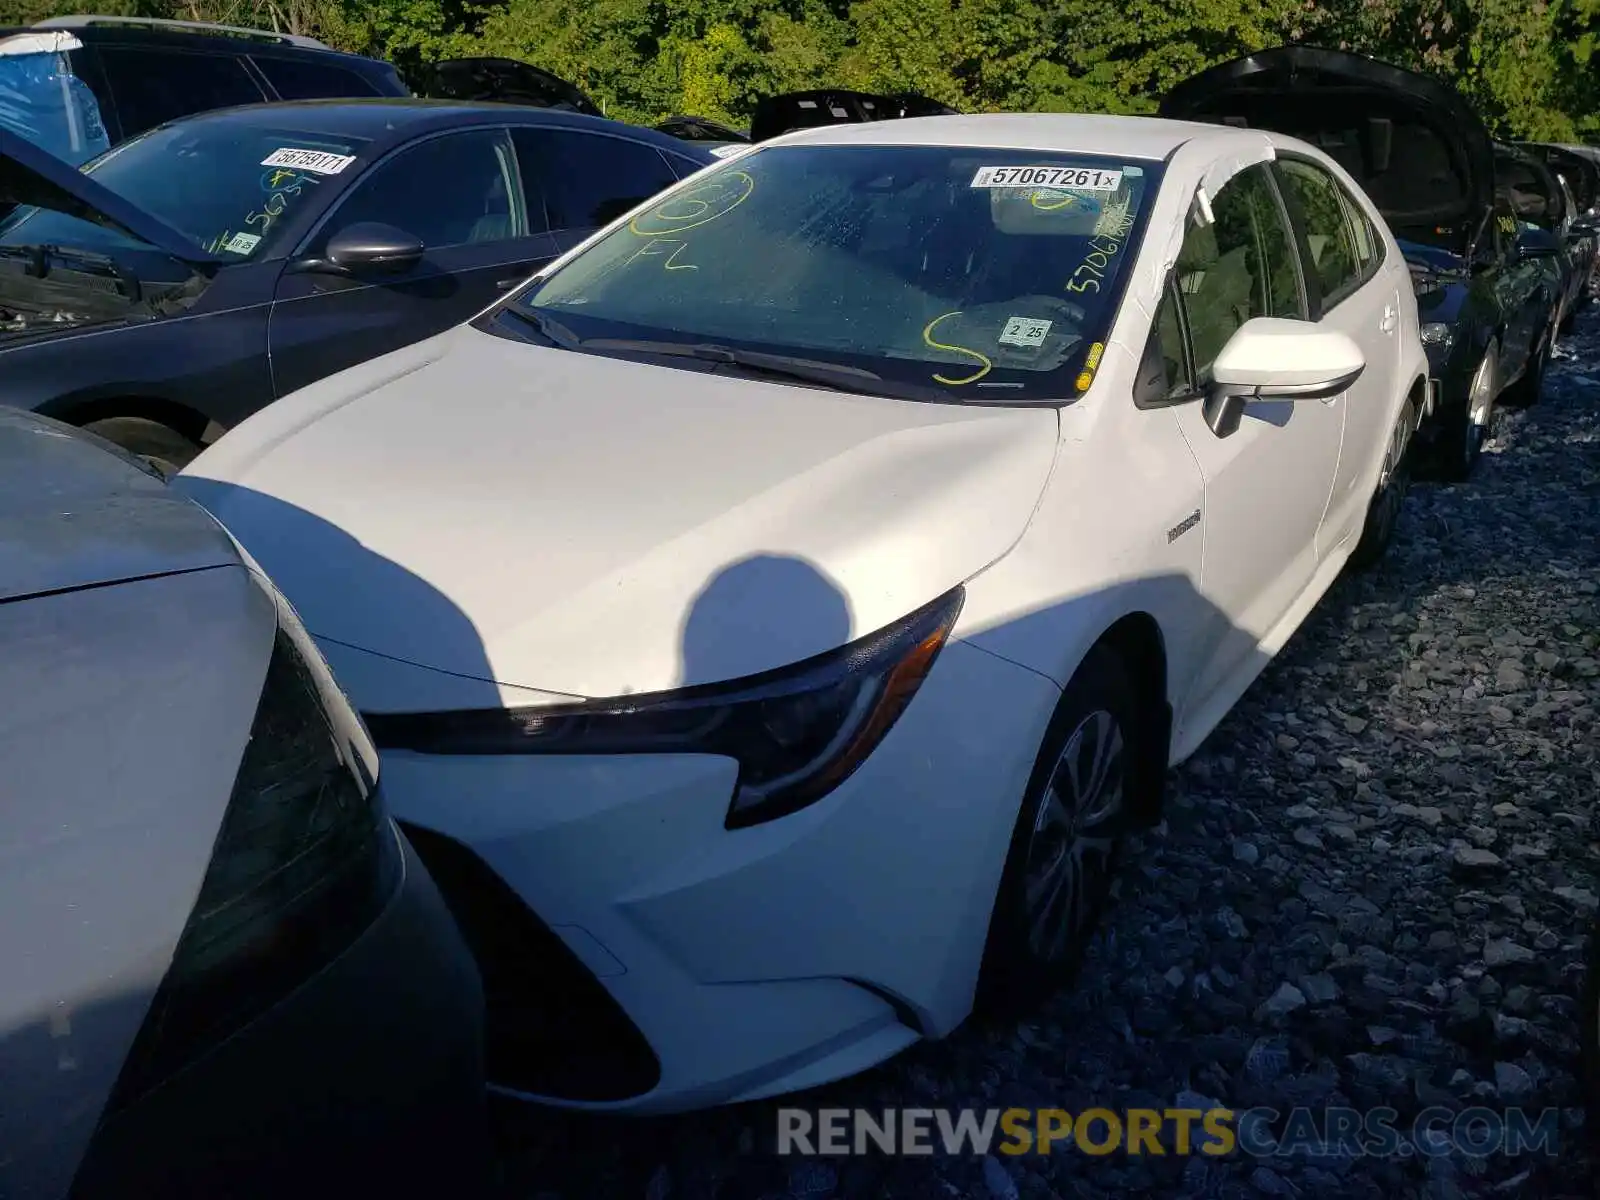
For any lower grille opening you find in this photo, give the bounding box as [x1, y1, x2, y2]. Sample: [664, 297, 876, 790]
[398, 822, 661, 1102]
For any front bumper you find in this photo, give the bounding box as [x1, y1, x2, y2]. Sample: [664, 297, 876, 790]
[376, 638, 1060, 1114]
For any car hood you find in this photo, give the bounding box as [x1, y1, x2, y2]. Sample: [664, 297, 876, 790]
[1159, 45, 1495, 240]
[177, 326, 1060, 704]
[0, 127, 225, 266]
[0, 407, 238, 602]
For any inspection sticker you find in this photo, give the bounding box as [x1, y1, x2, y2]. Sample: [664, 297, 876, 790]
[999, 317, 1052, 348]
[222, 231, 262, 255]
[261, 147, 355, 175]
[972, 165, 1122, 191]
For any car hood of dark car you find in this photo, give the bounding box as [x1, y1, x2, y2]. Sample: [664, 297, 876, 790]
[1159, 45, 1495, 239]
[0, 407, 238, 602]
[0, 127, 226, 268]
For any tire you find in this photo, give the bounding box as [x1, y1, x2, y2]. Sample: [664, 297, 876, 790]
[1432, 345, 1497, 483]
[80, 416, 202, 477]
[975, 644, 1146, 1017]
[1501, 323, 1552, 409]
[1350, 400, 1414, 569]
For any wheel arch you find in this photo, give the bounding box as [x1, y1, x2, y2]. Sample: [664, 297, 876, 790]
[39, 393, 212, 444]
[1084, 610, 1170, 824]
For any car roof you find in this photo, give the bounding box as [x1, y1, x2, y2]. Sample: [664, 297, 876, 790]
[758, 112, 1268, 160]
[0, 409, 239, 603]
[3, 16, 381, 65]
[147, 98, 717, 159]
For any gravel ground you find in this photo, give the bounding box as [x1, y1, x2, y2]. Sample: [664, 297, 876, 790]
[494, 307, 1600, 1200]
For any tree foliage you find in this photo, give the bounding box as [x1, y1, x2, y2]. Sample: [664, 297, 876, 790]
[3, 0, 1594, 138]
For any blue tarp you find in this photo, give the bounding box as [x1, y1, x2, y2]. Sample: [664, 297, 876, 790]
[0, 49, 110, 167]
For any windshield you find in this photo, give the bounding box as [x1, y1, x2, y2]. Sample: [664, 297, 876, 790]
[515, 144, 1163, 402]
[0, 121, 369, 259]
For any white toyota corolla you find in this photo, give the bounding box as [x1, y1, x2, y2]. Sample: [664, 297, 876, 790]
[178, 113, 1429, 1114]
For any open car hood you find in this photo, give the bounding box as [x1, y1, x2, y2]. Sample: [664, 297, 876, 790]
[1496, 142, 1566, 228]
[410, 57, 602, 117]
[1160, 46, 1495, 243]
[0, 126, 224, 266]
[654, 115, 750, 144]
[748, 89, 958, 142]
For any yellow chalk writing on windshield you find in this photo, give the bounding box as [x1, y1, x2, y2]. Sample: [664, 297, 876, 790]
[626, 238, 699, 270]
[630, 171, 755, 237]
[923, 312, 993, 385]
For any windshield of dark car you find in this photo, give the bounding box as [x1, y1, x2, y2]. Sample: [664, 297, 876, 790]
[515, 144, 1162, 402]
[0, 122, 370, 259]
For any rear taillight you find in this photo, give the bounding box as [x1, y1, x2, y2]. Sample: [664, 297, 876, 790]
[104, 581, 399, 1110]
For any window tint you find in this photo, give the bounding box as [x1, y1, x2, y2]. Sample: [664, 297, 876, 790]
[253, 56, 384, 100]
[513, 128, 678, 231]
[1274, 158, 1362, 303]
[1341, 191, 1380, 274]
[1142, 284, 1192, 400]
[1173, 164, 1304, 377]
[319, 130, 523, 252]
[95, 47, 266, 138]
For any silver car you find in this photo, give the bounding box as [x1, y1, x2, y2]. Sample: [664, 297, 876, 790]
[0, 409, 488, 1197]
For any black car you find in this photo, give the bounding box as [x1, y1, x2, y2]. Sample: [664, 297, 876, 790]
[1161, 46, 1565, 481]
[1494, 142, 1588, 342]
[746, 89, 958, 141]
[1513, 140, 1600, 327]
[654, 115, 750, 145]
[0, 15, 407, 166]
[0, 101, 715, 469]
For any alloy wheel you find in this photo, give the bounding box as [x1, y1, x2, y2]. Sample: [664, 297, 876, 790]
[1022, 709, 1126, 963]
[1465, 349, 1497, 466]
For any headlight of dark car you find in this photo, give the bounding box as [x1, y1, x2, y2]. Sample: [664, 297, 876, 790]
[367, 587, 965, 828]
[1420, 321, 1456, 363]
[103, 576, 399, 1110]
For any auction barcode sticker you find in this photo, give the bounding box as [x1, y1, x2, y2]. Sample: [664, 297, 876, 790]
[261, 147, 356, 175]
[971, 165, 1122, 191]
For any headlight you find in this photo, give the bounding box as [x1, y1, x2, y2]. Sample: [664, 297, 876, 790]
[105, 578, 398, 1111]
[366, 586, 965, 828]
[1420, 322, 1455, 354]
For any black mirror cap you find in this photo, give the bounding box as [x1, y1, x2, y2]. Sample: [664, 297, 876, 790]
[325, 222, 424, 273]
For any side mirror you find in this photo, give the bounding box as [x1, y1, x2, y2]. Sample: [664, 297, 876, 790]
[1514, 226, 1563, 260]
[1568, 212, 1600, 238]
[1203, 318, 1365, 437]
[290, 221, 425, 277]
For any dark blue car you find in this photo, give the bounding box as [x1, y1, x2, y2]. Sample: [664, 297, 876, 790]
[0, 100, 716, 469]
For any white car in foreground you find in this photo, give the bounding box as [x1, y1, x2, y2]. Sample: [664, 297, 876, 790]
[179, 112, 1428, 1114]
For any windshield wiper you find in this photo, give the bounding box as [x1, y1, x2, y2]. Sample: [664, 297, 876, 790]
[575, 338, 949, 402]
[500, 305, 582, 349]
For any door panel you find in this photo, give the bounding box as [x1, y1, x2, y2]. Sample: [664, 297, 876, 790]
[1273, 157, 1397, 546]
[1164, 165, 1343, 706]
[268, 128, 558, 397]
[511, 127, 682, 252]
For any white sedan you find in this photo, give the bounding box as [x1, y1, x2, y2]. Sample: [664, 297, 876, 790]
[178, 112, 1429, 1114]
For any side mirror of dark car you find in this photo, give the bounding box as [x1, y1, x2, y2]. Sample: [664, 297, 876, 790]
[290, 222, 425, 277]
[1514, 226, 1563, 260]
[1568, 212, 1600, 238]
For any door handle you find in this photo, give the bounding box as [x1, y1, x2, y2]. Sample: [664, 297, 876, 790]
[1380, 305, 1397, 334]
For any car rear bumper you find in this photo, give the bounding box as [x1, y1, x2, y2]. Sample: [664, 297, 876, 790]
[378, 638, 1059, 1114]
[69, 825, 489, 1199]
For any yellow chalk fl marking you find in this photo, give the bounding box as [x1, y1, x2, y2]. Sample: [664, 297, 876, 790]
[922, 312, 993, 385]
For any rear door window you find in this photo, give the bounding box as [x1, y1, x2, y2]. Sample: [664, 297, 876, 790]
[1273, 158, 1363, 308]
[252, 56, 385, 100]
[512, 128, 680, 232]
[94, 46, 267, 138]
